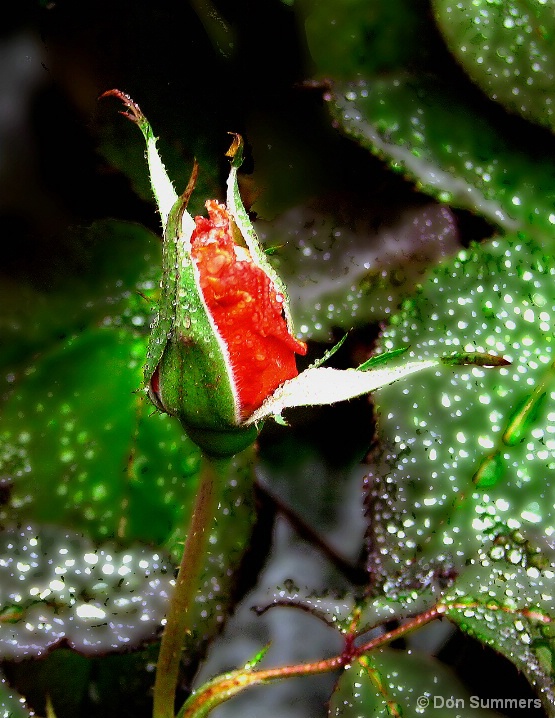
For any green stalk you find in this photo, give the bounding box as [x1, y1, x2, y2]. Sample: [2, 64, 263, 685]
[153, 451, 239, 718]
[176, 606, 445, 718]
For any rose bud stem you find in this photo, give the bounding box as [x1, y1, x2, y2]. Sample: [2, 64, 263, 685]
[153, 446, 255, 718]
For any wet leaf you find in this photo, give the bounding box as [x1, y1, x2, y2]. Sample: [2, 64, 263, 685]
[0, 523, 173, 658]
[0, 669, 32, 718]
[0, 328, 201, 552]
[329, 648, 498, 717]
[0, 302, 258, 671]
[433, 0, 555, 131]
[326, 76, 555, 242]
[0, 220, 160, 371]
[370, 234, 555, 581]
[443, 542, 555, 715]
[259, 202, 459, 341]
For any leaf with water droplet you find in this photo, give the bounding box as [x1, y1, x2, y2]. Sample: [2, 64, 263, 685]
[0, 668, 33, 717]
[328, 648, 498, 717]
[368, 233, 555, 584]
[0, 523, 174, 659]
[259, 200, 459, 341]
[0, 328, 201, 551]
[443, 544, 555, 715]
[327, 76, 555, 243]
[433, 0, 555, 132]
[0, 327, 258, 671]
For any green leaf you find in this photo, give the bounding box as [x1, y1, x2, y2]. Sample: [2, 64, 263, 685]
[371, 234, 555, 580]
[0, 669, 33, 718]
[0, 524, 174, 658]
[0, 273, 258, 672]
[329, 648, 499, 717]
[0, 220, 161, 371]
[260, 202, 459, 341]
[298, 0, 435, 79]
[3, 645, 161, 718]
[326, 76, 555, 242]
[0, 328, 201, 551]
[444, 543, 555, 715]
[433, 0, 555, 131]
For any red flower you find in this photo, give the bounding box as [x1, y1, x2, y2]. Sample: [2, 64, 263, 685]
[191, 200, 307, 419]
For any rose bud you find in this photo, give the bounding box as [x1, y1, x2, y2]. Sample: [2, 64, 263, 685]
[103, 90, 509, 457]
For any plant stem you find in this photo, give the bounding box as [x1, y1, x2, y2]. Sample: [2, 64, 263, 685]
[177, 604, 445, 718]
[152, 452, 233, 718]
[177, 655, 346, 718]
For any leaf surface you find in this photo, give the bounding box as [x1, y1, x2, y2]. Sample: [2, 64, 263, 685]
[329, 648, 498, 717]
[327, 76, 555, 241]
[371, 235, 555, 576]
[444, 547, 555, 716]
[434, 0, 555, 131]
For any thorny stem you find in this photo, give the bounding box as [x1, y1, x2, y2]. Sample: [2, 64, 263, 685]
[354, 605, 443, 655]
[177, 605, 444, 718]
[181, 598, 554, 718]
[153, 452, 235, 718]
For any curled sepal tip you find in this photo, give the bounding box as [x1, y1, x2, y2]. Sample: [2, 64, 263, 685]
[225, 132, 244, 168]
[100, 89, 148, 129]
[101, 88, 178, 225]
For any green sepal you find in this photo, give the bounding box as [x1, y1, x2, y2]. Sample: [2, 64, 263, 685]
[143, 193, 182, 387]
[147, 195, 241, 433]
[186, 424, 259, 458]
[309, 333, 349, 369]
[103, 95, 247, 444]
[225, 134, 295, 331]
[101, 90, 178, 225]
[357, 346, 408, 371]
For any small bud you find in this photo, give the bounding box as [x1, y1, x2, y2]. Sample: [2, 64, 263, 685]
[147, 186, 306, 455]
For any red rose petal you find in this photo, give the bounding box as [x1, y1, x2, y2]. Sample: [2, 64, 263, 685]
[191, 200, 307, 419]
